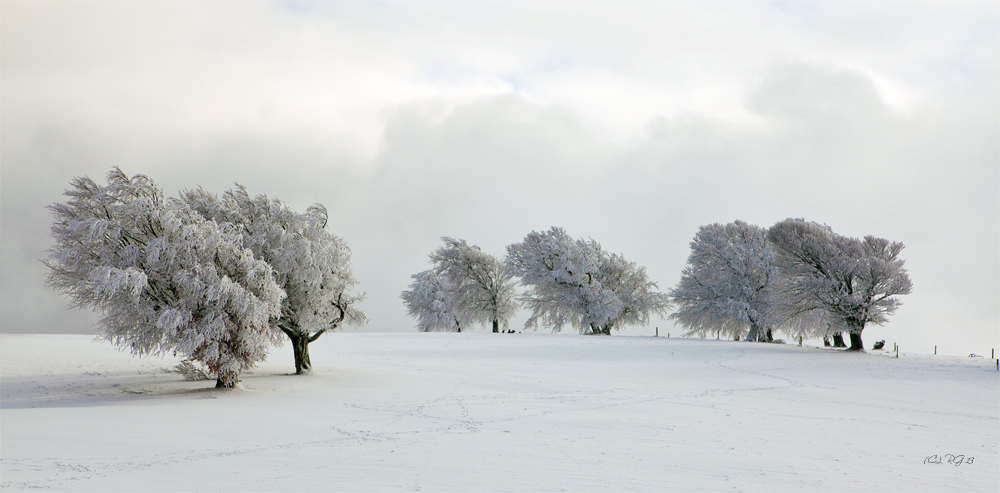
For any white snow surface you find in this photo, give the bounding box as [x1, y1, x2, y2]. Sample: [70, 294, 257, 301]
[1, 333, 997, 492]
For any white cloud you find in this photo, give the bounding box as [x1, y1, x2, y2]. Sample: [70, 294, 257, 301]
[1, 0, 996, 354]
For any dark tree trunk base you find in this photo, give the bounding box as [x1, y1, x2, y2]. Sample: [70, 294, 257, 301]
[215, 369, 240, 388]
[848, 332, 865, 351]
[290, 333, 313, 375]
[492, 320, 499, 333]
[832, 333, 847, 348]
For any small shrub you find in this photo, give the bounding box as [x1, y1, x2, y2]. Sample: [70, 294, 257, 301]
[170, 361, 212, 381]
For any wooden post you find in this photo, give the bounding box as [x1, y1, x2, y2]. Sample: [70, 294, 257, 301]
[655, 327, 658, 337]
[896, 346, 899, 358]
[934, 345, 937, 355]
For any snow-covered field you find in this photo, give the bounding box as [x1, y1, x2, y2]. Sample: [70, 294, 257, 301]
[1, 333, 997, 492]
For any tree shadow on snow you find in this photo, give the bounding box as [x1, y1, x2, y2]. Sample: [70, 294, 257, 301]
[0, 371, 260, 409]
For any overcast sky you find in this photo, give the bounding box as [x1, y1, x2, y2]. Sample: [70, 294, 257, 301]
[2, 0, 997, 355]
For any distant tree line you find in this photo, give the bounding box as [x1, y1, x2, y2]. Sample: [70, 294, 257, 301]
[402, 227, 673, 335]
[403, 220, 911, 351]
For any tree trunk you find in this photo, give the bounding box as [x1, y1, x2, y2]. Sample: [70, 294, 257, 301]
[589, 323, 611, 335]
[832, 332, 847, 347]
[765, 328, 773, 342]
[215, 369, 239, 388]
[823, 337, 831, 347]
[289, 333, 313, 374]
[492, 319, 499, 333]
[848, 331, 865, 351]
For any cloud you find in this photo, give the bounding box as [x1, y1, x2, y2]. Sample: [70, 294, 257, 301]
[1, 1, 996, 355]
[344, 61, 997, 350]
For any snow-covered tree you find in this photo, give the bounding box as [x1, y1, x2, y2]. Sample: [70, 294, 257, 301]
[401, 269, 469, 332]
[430, 238, 518, 333]
[669, 221, 778, 341]
[505, 227, 670, 334]
[597, 252, 672, 333]
[182, 186, 366, 374]
[505, 227, 614, 333]
[767, 218, 913, 351]
[45, 169, 284, 387]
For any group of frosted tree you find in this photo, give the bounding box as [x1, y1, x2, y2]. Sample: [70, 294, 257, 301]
[402, 227, 672, 335]
[403, 221, 911, 351]
[45, 168, 366, 387]
[47, 171, 912, 389]
[669, 219, 912, 351]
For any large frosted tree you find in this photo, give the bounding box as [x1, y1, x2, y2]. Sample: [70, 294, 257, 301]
[767, 218, 913, 351]
[430, 237, 518, 333]
[505, 227, 670, 334]
[182, 186, 367, 374]
[669, 221, 778, 342]
[45, 169, 284, 387]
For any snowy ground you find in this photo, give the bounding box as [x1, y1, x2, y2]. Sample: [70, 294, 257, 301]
[1, 333, 997, 492]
